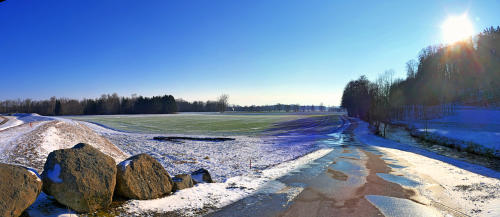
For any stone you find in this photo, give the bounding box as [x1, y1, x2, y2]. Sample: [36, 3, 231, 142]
[115, 153, 173, 199]
[41, 143, 117, 213]
[0, 163, 42, 217]
[172, 174, 194, 191]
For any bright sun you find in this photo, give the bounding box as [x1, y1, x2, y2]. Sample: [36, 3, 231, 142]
[441, 14, 474, 44]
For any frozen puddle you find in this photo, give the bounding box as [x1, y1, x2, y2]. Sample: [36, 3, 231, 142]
[365, 195, 442, 217]
[123, 148, 333, 215]
[376, 173, 421, 187]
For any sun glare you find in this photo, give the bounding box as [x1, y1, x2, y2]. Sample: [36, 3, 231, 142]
[441, 14, 474, 44]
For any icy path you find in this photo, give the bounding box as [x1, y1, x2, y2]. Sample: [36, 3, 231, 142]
[355, 120, 500, 216]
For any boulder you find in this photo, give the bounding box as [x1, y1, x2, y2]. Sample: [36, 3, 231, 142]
[41, 143, 117, 213]
[115, 153, 173, 199]
[191, 168, 213, 184]
[0, 163, 42, 217]
[172, 174, 194, 191]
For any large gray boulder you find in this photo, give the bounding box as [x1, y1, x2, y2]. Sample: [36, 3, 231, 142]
[41, 143, 117, 213]
[173, 174, 194, 191]
[115, 153, 173, 199]
[0, 163, 42, 217]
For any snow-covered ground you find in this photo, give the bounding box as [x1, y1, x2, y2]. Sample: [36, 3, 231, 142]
[0, 115, 128, 172]
[123, 148, 333, 215]
[83, 120, 326, 182]
[397, 107, 500, 157]
[0, 114, 343, 216]
[355, 120, 500, 216]
[0, 115, 24, 131]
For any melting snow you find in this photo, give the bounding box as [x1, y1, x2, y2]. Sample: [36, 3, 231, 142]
[355, 120, 500, 216]
[366, 195, 442, 217]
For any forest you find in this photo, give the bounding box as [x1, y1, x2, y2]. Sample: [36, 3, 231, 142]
[341, 26, 500, 135]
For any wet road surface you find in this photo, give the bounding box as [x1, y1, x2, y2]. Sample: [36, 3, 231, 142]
[209, 120, 445, 217]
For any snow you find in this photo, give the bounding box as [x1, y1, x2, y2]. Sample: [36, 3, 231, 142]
[191, 173, 204, 184]
[0, 116, 24, 131]
[25, 192, 76, 217]
[123, 148, 333, 215]
[355, 120, 500, 216]
[119, 160, 131, 171]
[26, 167, 42, 182]
[83, 119, 324, 182]
[0, 114, 344, 216]
[398, 107, 500, 157]
[47, 164, 63, 183]
[365, 195, 443, 217]
[1, 118, 128, 173]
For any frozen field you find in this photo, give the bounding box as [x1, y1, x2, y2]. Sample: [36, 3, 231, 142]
[67, 113, 323, 136]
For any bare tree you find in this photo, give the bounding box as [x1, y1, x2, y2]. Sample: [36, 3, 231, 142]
[406, 59, 417, 79]
[217, 94, 229, 113]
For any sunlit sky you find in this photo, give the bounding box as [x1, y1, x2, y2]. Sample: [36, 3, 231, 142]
[1, 0, 499, 106]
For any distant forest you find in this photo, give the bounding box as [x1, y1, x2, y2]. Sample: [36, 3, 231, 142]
[341, 26, 500, 135]
[0, 93, 337, 115]
[0, 94, 177, 115]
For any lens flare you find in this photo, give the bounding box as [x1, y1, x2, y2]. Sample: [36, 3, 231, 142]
[441, 13, 474, 44]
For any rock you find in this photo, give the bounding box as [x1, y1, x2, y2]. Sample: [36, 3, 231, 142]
[41, 143, 117, 213]
[115, 153, 173, 199]
[173, 174, 194, 191]
[0, 163, 42, 217]
[191, 168, 213, 184]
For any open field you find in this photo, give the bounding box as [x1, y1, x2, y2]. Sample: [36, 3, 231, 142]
[67, 113, 335, 136]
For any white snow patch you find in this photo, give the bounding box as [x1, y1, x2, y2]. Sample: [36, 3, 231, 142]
[366, 195, 443, 217]
[119, 160, 132, 171]
[39, 126, 65, 157]
[25, 192, 77, 217]
[0, 116, 24, 131]
[398, 107, 500, 156]
[191, 173, 204, 184]
[47, 164, 63, 183]
[27, 170, 42, 182]
[123, 148, 333, 215]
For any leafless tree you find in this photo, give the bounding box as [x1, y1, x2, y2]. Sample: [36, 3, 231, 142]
[217, 94, 229, 113]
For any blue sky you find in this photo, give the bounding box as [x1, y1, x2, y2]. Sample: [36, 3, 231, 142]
[1, 0, 499, 106]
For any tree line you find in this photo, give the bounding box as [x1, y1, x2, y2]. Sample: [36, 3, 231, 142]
[341, 26, 500, 136]
[0, 93, 177, 115]
[0, 93, 231, 115]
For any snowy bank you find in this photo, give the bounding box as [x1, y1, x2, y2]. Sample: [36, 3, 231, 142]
[355, 120, 500, 216]
[397, 107, 500, 157]
[0, 120, 128, 172]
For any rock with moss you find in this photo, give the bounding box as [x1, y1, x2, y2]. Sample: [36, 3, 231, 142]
[115, 153, 173, 199]
[41, 143, 117, 213]
[173, 174, 194, 191]
[0, 163, 43, 217]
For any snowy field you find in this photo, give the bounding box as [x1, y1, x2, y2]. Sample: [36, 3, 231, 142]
[398, 107, 500, 157]
[0, 113, 343, 216]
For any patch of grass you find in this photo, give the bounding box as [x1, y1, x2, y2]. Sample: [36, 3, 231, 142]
[68, 113, 323, 136]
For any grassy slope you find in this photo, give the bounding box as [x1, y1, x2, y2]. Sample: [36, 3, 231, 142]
[68, 113, 324, 135]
